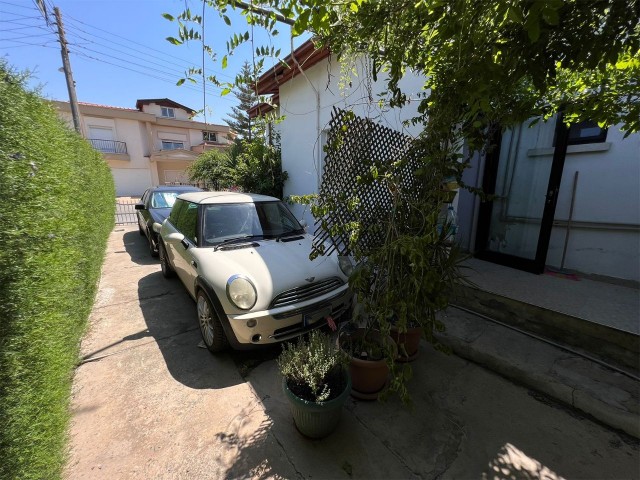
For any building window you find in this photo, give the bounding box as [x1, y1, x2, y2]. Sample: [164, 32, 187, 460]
[203, 131, 217, 142]
[555, 119, 608, 146]
[162, 140, 184, 150]
[161, 107, 175, 118]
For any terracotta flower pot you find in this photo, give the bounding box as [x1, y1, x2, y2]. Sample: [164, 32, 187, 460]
[340, 328, 396, 400]
[282, 369, 351, 439]
[390, 326, 422, 362]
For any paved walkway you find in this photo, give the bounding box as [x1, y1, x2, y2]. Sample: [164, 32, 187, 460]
[65, 226, 639, 479]
[462, 258, 639, 334]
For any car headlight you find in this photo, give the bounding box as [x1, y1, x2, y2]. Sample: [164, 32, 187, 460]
[338, 256, 354, 277]
[226, 275, 257, 310]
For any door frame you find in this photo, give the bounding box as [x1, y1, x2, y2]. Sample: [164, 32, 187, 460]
[474, 115, 570, 274]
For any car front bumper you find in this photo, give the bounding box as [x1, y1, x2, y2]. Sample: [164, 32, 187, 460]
[225, 284, 352, 345]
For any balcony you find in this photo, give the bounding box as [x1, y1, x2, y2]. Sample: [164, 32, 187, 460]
[90, 139, 128, 155]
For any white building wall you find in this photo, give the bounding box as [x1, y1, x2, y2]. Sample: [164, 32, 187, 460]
[546, 126, 640, 281]
[274, 57, 639, 282]
[277, 56, 426, 225]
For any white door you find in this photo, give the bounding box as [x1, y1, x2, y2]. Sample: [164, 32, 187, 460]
[163, 169, 190, 184]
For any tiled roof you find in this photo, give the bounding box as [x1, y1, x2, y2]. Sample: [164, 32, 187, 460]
[77, 101, 139, 112]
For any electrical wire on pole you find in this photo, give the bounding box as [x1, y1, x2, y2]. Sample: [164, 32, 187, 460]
[53, 7, 82, 134]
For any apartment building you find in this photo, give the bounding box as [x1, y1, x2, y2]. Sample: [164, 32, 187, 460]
[55, 98, 231, 196]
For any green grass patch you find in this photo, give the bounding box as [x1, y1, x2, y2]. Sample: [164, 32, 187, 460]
[0, 64, 115, 479]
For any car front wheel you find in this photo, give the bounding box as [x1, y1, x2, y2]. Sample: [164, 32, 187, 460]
[197, 291, 228, 353]
[158, 241, 175, 278]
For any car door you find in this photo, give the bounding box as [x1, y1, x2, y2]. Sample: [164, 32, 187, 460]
[137, 189, 150, 231]
[172, 201, 199, 298]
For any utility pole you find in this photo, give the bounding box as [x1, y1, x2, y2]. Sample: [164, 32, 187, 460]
[54, 7, 82, 134]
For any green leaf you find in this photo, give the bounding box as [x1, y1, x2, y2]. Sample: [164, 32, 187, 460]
[222, 55, 228, 69]
[162, 13, 175, 21]
[223, 15, 231, 25]
[221, 88, 232, 96]
[506, 7, 523, 23]
[526, 19, 540, 42]
[165, 36, 183, 45]
[176, 78, 185, 86]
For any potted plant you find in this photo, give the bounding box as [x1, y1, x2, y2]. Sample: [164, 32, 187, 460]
[338, 322, 396, 400]
[294, 117, 466, 403]
[277, 329, 351, 439]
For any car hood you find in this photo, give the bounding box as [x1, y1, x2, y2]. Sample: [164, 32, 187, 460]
[194, 234, 346, 311]
[150, 208, 172, 223]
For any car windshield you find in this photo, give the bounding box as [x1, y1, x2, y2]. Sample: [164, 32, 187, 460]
[203, 201, 303, 246]
[151, 191, 179, 209]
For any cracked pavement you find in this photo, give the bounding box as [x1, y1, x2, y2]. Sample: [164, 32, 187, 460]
[65, 226, 639, 479]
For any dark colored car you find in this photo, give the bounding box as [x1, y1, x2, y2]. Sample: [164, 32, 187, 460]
[135, 185, 202, 256]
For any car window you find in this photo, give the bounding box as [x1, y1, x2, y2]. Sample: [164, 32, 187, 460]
[151, 191, 179, 209]
[176, 202, 198, 244]
[203, 201, 302, 246]
[168, 198, 186, 226]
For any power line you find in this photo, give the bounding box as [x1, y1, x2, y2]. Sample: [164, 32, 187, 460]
[0, 13, 41, 21]
[69, 43, 230, 99]
[70, 50, 239, 106]
[0, 1, 37, 10]
[65, 30, 200, 82]
[1, 32, 56, 41]
[0, 40, 57, 48]
[62, 12, 235, 81]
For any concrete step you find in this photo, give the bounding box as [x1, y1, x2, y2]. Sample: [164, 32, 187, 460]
[453, 283, 639, 375]
[437, 307, 640, 438]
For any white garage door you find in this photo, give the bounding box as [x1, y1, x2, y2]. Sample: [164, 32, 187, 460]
[111, 168, 153, 197]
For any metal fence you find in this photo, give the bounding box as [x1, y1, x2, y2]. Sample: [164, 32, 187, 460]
[90, 139, 128, 154]
[115, 197, 139, 225]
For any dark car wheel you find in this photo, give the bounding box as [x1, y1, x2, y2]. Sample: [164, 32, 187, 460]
[158, 241, 175, 278]
[197, 291, 228, 353]
[148, 230, 159, 257]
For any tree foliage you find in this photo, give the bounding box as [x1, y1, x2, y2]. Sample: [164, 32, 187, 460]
[168, 0, 639, 143]
[224, 60, 259, 140]
[187, 134, 287, 198]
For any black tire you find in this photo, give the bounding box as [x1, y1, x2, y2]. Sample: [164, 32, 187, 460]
[148, 230, 159, 257]
[158, 241, 175, 278]
[196, 291, 228, 353]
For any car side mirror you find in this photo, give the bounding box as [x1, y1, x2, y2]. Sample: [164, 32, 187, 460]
[135, 203, 146, 210]
[165, 232, 185, 244]
[152, 222, 163, 234]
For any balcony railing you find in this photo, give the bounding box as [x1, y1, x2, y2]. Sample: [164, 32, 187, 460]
[90, 139, 128, 154]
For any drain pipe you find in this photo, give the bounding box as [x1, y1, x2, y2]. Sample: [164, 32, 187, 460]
[448, 303, 640, 382]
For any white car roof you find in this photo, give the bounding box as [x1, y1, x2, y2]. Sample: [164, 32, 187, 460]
[178, 191, 280, 204]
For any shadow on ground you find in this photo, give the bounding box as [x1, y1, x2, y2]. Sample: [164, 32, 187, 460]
[122, 230, 159, 266]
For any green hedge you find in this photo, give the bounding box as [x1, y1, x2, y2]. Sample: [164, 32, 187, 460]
[0, 65, 115, 479]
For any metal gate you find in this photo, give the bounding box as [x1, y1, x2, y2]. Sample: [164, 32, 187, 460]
[115, 197, 139, 225]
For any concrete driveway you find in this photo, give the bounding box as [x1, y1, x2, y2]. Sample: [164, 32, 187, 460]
[65, 226, 639, 479]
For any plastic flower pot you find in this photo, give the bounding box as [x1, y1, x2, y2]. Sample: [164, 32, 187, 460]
[282, 370, 351, 439]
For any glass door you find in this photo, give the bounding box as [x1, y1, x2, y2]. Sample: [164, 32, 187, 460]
[475, 116, 569, 274]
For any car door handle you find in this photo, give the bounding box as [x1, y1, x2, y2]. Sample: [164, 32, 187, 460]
[190, 260, 197, 269]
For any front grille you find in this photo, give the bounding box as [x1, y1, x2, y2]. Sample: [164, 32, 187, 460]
[270, 277, 344, 308]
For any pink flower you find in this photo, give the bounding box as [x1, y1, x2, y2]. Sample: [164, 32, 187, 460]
[326, 315, 337, 332]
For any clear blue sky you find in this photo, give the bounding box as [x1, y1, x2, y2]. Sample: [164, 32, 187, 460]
[0, 0, 304, 125]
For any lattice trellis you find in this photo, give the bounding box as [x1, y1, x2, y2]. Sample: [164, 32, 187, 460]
[313, 107, 426, 256]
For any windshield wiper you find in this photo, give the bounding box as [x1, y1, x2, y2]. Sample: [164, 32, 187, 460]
[275, 230, 304, 242]
[214, 235, 260, 251]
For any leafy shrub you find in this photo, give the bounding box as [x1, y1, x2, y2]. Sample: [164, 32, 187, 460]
[277, 330, 348, 403]
[0, 63, 115, 479]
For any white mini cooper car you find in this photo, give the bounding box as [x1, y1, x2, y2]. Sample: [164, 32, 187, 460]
[154, 191, 353, 352]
